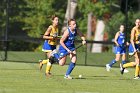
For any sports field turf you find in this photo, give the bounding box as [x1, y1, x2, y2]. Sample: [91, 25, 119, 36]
[0, 60, 140, 93]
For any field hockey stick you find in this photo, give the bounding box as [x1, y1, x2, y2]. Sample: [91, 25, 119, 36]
[58, 44, 83, 59]
[40, 34, 62, 38]
[56, 36, 62, 38]
[75, 44, 83, 50]
[50, 44, 83, 63]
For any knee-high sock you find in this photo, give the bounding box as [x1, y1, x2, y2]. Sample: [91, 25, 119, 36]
[135, 64, 140, 77]
[123, 62, 135, 68]
[122, 60, 126, 64]
[139, 66, 140, 76]
[65, 62, 75, 76]
[42, 59, 49, 64]
[46, 61, 52, 73]
[109, 59, 116, 67]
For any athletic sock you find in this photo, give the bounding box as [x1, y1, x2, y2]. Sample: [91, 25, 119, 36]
[65, 62, 75, 76]
[139, 66, 140, 76]
[109, 59, 116, 67]
[122, 60, 126, 65]
[135, 64, 140, 77]
[46, 62, 52, 73]
[42, 59, 49, 64]
[123, 62, 135, 68]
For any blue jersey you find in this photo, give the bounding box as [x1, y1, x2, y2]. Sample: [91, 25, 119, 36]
[59, 28, 77, 58]
[64, 27, 77, 47]
[59, 27, 77, 49]
[117, 32, 125, 46]
[114, 32, 126, 54]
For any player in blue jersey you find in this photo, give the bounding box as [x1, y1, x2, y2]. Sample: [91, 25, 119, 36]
[49, 19, 86, 79]
[106, 25, 129, 73]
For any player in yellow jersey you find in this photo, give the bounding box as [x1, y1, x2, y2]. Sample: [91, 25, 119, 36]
[121, 19, 140, 79]
[39, 15, 59, 77]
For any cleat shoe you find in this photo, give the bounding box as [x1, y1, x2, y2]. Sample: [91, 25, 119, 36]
[106, 64, 111, 72]
[133, 76, 140, 80]
[39, 60, 43, 70]
[120, 68, 125, 75]
[120, 68, 129, 73]
[45, 72, 52, 77]
[64, 75, 73, 80]
[49, 49, 59, 64]
[120, 63, 129, 73]
[49, 56, 56, 64]
[124, 69, 129, 73]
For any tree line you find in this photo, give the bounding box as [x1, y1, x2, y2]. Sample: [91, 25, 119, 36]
[0, 0, 140, 51]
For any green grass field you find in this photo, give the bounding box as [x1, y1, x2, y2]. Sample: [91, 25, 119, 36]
[0, 60, 140, 93]
[0, 50, 118, 66]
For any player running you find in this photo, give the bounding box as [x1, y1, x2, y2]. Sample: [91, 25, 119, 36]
[39, 15, 59, 77]
[49, 19, 86, 79]
[106, 25, 129, 73]
[121, 19, 140, 79]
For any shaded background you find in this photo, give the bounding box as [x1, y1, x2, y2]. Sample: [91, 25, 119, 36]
[0, 0, 140, 66]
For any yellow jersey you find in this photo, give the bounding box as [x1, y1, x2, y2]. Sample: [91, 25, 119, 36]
[48, 25, 58, 45]
[133, 26, 140, 44]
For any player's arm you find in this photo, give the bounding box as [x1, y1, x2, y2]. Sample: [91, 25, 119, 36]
[60, 30, 71, 53]
[130, 28, 136, 52]
[77, 29, 86, 45]
[114, 32, 119, 46]
[43, 26, 54, 40]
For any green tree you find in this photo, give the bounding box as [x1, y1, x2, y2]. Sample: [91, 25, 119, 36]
[106, 0, 140, 40]
[0, 0, 6, 37]
[0, 0, 67, 51]
[76, 0, 111, 34]
[22, 0, 67, 38]
[1, 0, 139, 51]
